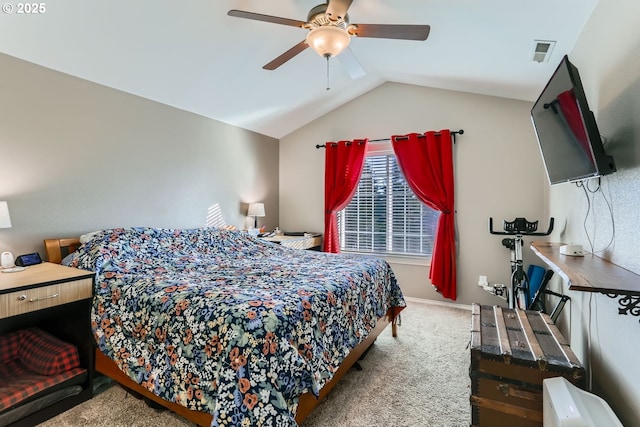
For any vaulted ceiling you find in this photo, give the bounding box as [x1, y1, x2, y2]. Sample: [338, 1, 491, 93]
[0, 0, 597, 138]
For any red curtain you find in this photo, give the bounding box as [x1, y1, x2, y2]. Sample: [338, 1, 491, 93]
[323, 139, 369, 253]
[557, 90, 591, 156]
[391, 130, 457, 300]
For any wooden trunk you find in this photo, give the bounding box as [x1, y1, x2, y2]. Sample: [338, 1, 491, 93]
[469, 304, 585, 427]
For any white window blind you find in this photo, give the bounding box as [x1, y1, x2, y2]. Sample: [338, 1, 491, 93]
[338, 153, 440, 256]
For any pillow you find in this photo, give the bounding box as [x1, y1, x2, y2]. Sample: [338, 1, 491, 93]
[80, 230, 102, 244]
[18, 328, 80, 376]
[61, 252, 75, 266]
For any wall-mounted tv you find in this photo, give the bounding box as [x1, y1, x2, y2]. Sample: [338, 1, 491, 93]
[531, 55, 616, 185]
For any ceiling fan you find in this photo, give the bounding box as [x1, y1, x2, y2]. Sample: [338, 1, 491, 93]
[227, 0, 431, 79]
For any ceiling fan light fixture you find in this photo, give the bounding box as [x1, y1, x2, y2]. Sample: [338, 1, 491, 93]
[306, 26, 350, 58]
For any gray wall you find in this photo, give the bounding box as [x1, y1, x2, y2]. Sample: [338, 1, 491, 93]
[0, 53, 279, 258]
[279, 82, 548, 305]
[544, 0, 640, 425]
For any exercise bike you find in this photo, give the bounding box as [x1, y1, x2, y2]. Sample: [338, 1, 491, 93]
[489, 217, 554, 309]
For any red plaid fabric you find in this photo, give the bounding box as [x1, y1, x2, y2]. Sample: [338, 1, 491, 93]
[0, 330, 20, 364]
[0, 328, 85, 412]
[0, 359, 86, 412]
[18, 328, 80, 376]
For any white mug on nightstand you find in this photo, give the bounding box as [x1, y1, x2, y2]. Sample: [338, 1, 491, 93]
[1, 251, 15, 269]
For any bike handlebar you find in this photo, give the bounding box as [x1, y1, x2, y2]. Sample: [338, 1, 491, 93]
[488, 217, 554, 236]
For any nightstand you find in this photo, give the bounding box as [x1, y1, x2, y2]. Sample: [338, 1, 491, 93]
[0, 262, 94, 426]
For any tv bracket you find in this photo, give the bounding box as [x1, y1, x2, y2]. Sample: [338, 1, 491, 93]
[489, 217, 567, 319]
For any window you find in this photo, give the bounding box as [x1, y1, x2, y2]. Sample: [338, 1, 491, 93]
[338, 151, 440, 256]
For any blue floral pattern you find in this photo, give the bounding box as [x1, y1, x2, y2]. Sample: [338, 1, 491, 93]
[66, 227, 405, 426]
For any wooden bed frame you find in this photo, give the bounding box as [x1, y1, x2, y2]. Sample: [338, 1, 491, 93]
[44, 237, 399, 426]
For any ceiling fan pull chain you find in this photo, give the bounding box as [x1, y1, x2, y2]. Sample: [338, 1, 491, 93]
[326, 56, 331, 91]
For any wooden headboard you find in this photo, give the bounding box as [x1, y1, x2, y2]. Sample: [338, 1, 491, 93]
[44, 238, 81, 264]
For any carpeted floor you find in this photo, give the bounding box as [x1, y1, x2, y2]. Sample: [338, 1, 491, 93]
[39, 300, 472, 427]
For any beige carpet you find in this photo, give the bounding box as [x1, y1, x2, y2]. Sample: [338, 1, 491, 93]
[39, 300, 472, 427]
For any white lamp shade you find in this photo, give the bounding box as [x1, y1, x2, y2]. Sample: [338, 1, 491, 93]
[0, 201, 11, 229]
[248, 203, 265, 217]
[306, 26, 351, 58]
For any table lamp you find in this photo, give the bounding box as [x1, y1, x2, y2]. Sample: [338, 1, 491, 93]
[247, 203, 265, 229]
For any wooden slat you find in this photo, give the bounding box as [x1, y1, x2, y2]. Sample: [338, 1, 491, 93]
[502, 308, 533, 362]
[479, 305, 500, 354]
[470, 395, 543, 423]
[476, 376, 543, 406]
[493, 306, 512, 364]
[516, 309, 545, 369]
[471, 303, 481, 349]
[540, 312, 584, 372]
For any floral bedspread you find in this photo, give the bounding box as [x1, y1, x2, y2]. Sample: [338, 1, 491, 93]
[65, 227, 405, 426]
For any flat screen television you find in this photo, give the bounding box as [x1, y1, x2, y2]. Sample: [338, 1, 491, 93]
[531, 55, 616, 185]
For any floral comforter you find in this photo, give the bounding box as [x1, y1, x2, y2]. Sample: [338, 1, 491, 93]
[65, 227, 405, 426]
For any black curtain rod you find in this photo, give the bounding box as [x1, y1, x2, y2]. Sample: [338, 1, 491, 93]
[315, 129, 464, 149]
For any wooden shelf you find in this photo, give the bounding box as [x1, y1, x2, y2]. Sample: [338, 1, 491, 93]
[530, 241, 640, 296]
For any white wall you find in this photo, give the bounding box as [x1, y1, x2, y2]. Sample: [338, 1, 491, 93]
[0, 53, 279, 257]
[279, 82, 548, 305]
[545, 0, 640, 425]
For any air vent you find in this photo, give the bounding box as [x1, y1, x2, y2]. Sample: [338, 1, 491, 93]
[532, 40, 556, 63]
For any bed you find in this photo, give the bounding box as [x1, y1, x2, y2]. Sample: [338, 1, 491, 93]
[44, 227, 405, 426]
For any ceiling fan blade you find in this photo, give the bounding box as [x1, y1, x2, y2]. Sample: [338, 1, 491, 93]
[349, 24, 431, 41]
[263, 40, 309, 70]
[227, 10, 306, 28]
[338, 47, 366, 79]
[326, 0, 354, 21]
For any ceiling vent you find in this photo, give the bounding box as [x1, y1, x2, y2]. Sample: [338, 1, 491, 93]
[532, 40, 556, 63]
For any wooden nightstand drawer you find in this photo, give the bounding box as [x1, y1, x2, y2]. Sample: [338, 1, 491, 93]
[0, 277, 92, 319]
